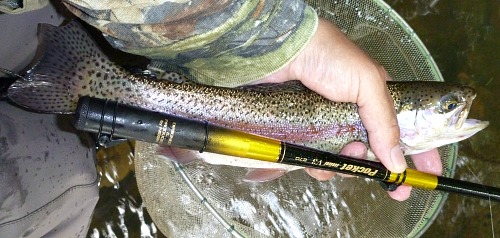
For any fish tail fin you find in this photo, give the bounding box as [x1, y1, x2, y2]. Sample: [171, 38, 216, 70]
[8, 21, 127, 114]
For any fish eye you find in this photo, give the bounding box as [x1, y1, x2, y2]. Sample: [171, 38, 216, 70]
[439, 94, 459, 112]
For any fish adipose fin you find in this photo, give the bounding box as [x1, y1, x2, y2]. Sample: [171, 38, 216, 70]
[8, 21, 128, 114]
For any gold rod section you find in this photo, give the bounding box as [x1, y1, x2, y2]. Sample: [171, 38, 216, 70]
[205, 126, 282, 163]
[200, 126, 499, 201]
[387, 169, 439, 190]
[203, 125, 443, 190]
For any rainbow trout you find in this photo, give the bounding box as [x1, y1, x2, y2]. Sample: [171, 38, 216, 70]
[8, 22, 488, 181]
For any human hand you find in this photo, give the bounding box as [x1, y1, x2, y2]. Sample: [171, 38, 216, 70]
[256, 18, 443, 201]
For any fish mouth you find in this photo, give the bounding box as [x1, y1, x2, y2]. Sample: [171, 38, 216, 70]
[442, 91, 488, 143]
[454, 96, 475, 129]
[455, 106, 468, 129]
[454, 119, 489, 140]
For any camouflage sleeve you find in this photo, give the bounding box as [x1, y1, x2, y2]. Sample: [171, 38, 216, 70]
[63, 0, 318, 87]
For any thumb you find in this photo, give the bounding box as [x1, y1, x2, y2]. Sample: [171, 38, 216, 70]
[356, 69, 406, 173]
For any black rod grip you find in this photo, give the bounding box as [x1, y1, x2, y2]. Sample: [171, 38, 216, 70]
[74, 96, 208, 151]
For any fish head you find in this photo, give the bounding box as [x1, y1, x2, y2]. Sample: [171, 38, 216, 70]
[396, 82, 489, 154]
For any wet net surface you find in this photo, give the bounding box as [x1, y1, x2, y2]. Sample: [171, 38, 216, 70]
[134, 2, 456, 237]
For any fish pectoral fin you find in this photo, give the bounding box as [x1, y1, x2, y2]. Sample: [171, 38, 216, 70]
[243, 168, 288, 183]
[156, 145, 198, 164]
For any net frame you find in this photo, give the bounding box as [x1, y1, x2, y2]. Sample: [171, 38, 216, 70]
[135, 1, 456, 237]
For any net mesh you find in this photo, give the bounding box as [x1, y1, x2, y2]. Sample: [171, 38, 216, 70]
[135, 1, 456, 237]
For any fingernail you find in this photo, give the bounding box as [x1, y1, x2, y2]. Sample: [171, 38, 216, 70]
[390, 145, 406, 173]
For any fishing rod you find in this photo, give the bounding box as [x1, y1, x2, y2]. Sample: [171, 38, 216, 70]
[74, 96, 500, 202]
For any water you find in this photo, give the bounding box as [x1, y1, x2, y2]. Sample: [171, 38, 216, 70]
[88, 0, 499, 237]
[88, 142, 161, 238]
[388, 0, 500, 236]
